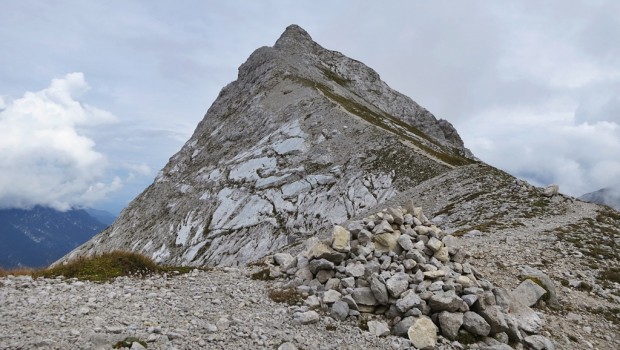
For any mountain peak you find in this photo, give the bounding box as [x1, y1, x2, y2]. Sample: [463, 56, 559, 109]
[579, 187, 620, 210]
[60, 25, 477, 266]
[273, 24, 315, 51]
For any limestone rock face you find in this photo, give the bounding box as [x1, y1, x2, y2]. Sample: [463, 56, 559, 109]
[59, 24, 474, 266]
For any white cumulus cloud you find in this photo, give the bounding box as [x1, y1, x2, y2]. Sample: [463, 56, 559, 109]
[0, 73, 121, 211]
[466, 101, 620, 197]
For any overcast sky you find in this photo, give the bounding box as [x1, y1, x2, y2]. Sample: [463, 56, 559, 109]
[1, 0, 618, 214]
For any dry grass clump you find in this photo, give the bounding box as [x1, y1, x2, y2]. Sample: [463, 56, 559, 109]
[0, 267, 37, 278]
[267, 287, 303, 305]
[250, 268, 274, 281]
[0, 251, 197, 282]
[35, 251, 163, 282]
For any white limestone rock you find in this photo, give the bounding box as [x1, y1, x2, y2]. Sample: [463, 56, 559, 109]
[407, 317, 437, 350]
[331, 225, 351, 253]
[367, 320, 390, 337]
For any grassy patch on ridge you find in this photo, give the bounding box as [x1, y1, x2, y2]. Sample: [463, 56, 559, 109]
[1, 251, 196, 282]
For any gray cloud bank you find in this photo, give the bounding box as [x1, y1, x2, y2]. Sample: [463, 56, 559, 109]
[0, 0, 618, 212]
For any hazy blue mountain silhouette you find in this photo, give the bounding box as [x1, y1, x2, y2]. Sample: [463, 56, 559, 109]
[0, 206, 108, 268]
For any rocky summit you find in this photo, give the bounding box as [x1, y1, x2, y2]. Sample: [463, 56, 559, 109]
[40, 24, 620, 349]
[61, 24, 474, 266]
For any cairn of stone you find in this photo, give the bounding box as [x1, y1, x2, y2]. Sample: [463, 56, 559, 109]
[268, 203, 555, 350]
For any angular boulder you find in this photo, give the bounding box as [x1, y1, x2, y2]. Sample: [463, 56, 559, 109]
[367, 320, 390, 337]
[512, 279, 546, 307]
[428, 293, 466, 313]
[331, 225, 351, 253]
[462, 311, 491, 336]
[438, 311, 463, 340]
[396, 290, 422, 313]
[330, 300, 349, 321]
[518, 266, 559, 309]
[307, 242, 345, 264]
[369, 274, 389, 305]
[524, 335, 556, 350]
[386, 272, 409, 298]
[351, 287, 378, 306]
[407, 317, 437, 350]
[293, 311, 319, 325]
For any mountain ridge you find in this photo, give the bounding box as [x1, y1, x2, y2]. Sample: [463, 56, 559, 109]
[60, 24, 476, 266]
[24, 24, 620, 350]
[579, 187, 620, 210]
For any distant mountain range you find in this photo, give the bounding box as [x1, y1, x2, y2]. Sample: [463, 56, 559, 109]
[0, 206, 115, 268]
[579, 187, 620, 210]
[84, 208, 117, 226]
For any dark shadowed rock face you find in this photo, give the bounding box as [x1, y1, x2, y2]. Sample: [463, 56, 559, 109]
[60, 24, 477, 266]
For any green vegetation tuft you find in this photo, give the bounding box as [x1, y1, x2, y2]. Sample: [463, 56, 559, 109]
[358, 317, 369, 331]
[600, 267, 620, 284]
[532, 198, 550, 208]
[325, 324, 337, 331]
[578, 281, 593, 292]
[113, 336, 147, 349]
[586, 305, 620, 325]
[250, 268, 274, 281]
[456, 331, 484, 345]
[319, 67, 352, 87]
[267, 287, 303, 305]
[291, 76, 475, 167]
[33, 251, 195, 282]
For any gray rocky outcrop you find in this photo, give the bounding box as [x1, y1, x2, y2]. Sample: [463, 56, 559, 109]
[518, 265, 559, 309]
[544, 184, 559, 197]
[512, 279, 547, 307]
[59, 25, 474, 267]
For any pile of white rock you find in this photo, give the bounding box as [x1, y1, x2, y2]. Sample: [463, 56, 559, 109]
[267, 203, 556, 350]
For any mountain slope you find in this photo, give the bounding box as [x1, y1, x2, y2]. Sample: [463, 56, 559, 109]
[61, 25, 477, 266]
[84, 208, 117, 226]
[51, 24, 620, 350]
[0, 207, 106, 268]
[579, 187, 620, 210]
